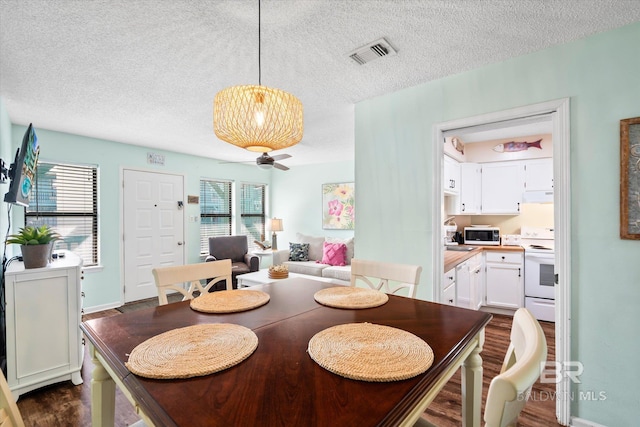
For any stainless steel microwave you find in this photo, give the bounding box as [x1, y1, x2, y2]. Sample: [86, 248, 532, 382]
[464, 227, 500, 245]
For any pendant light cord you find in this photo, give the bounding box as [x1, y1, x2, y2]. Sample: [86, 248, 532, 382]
[258, 0, 261, 86]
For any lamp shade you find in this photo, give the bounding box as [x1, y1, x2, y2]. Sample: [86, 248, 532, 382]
[214, 85, 303, 152]
[270, 218, 283, 232]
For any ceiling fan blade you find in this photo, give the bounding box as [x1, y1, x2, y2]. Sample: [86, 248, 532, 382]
[270, 154, 291, 161]
[273, 162, 289, 171]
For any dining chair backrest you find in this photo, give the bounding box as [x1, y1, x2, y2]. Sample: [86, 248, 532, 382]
[152, 259, 233, 305]
[414, 308, 547, 427]
[0, 370, 25, 427]
[484, 307, 548, 427]
[350, 259, 422, 298]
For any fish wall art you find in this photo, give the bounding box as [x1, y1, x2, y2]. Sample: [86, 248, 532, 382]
[493, 138, 542, 153]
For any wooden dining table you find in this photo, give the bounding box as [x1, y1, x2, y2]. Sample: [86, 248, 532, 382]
[81, 277, 492, 427]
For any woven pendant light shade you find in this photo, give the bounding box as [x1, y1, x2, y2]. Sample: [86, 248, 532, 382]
[214, 85, 303, 152]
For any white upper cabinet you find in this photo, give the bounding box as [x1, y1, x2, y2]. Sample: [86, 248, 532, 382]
[481, 161, 525, 214]
[459, 163, 481, 214]
[443, 155, 460, 195]
[524, 158, 554, 191]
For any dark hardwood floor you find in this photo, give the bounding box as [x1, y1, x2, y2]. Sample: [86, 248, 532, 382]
[16, 309, 559, 426]
[422, 313, 560, 426]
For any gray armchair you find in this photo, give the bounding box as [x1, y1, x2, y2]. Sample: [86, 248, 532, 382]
[205, 236, 259, 289]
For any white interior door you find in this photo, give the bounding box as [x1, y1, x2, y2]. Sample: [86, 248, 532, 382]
[123, 169, 185, 303]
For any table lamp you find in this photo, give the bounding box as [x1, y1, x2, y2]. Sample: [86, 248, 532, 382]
[270, 218, 283, 250]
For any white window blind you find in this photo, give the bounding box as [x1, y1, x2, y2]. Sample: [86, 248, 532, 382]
[26, 162, 99, 266]
[200, 179, 232, 254]
[240, 183, 265, 251]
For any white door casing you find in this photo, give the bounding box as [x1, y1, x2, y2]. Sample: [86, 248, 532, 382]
[122, 169, 185, 303]
[432, 98, 571, 425]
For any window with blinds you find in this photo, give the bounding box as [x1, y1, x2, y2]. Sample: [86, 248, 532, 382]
[200, 179, 232, 254]
[240, 183, 265, 251]
[25, 162, 99, 266]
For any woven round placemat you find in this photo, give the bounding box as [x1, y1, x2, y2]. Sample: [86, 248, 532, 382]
[125, 323, 258, 379]
[314, 286, 389, 309]
[190, 290, 270, 313]
[307, 323, 434, 382]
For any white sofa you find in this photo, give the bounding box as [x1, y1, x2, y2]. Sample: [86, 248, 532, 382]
[272, 233, 354, 285]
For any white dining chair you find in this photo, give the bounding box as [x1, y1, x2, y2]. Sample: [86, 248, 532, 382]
[0, 370, 25, 427]
[415, 307, 548, 427]
[350, 259, 422, 298]
[152, 259, 233, 305]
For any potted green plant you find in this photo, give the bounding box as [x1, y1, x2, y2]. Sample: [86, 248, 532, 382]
[6, 225, 60, 269]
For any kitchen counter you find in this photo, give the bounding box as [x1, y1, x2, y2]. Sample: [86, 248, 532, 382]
[444, 245, 524, 272]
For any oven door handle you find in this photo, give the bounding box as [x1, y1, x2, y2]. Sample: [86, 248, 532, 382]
[525, 253, 555, 262]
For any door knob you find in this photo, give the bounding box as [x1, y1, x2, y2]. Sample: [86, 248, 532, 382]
[177, 241, 184, 246]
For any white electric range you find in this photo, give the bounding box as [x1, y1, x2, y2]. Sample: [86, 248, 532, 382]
[521, 226, 555, 322]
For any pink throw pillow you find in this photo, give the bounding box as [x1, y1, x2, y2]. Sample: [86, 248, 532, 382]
[320, 242, 347, 266]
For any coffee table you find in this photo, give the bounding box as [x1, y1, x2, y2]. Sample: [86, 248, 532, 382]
[236, 269, 334, 287]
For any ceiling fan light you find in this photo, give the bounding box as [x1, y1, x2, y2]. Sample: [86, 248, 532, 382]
[214, 85, 304, 152]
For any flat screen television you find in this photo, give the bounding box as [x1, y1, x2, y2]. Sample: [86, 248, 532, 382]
[4, 124, 39, 207]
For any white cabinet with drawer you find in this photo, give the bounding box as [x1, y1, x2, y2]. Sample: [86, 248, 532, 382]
[442, 268, 456, 306]
[4, 251, 84, 399]
[484, 251, 524, 309]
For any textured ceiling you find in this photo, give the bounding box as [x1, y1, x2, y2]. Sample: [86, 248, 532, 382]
[1, 0, 639, 166]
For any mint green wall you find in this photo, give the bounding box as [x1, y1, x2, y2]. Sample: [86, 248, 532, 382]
[355, 23, 640, 425]
[271, 161, 354, 246]
[7, 125, 272, 311]
[2, 121, 355, 309]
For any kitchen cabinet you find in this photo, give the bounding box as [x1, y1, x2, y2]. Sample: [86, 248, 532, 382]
[4, 251, 84, 399]
[524, 158, 553, 191]
[481, 161, 525, 214]
[456, 254, 483, 310]
[459, 162, 481, 214]
[485, 251, 523, 309]
[456, 260, 471, 308]
[469, 254, 484, 310]
[443, 156, 460, 195]
[442, 268, 456, 306]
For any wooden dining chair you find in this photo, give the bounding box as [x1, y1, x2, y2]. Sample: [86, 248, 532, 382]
[0, 370, 25, 427]
[415, 308, 548, 427]
[152, 259, 233, 305]
[350, 259, 422, 298]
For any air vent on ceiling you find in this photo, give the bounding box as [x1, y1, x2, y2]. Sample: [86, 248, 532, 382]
[348, 37, 397, 65]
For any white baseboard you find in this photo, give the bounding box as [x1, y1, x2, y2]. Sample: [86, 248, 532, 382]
[570, 417, 608, 427]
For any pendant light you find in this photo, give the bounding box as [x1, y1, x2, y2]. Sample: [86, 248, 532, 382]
[214, 0, 303, 152]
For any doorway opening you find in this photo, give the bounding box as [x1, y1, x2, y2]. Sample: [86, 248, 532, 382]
[431, 98, 571, 425]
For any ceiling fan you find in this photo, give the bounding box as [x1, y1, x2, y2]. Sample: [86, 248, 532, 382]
[221, 153, 292, 170]
[256, 153, 291, 170]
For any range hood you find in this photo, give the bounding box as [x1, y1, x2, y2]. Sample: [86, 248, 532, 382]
[522, 190, 554, 204]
